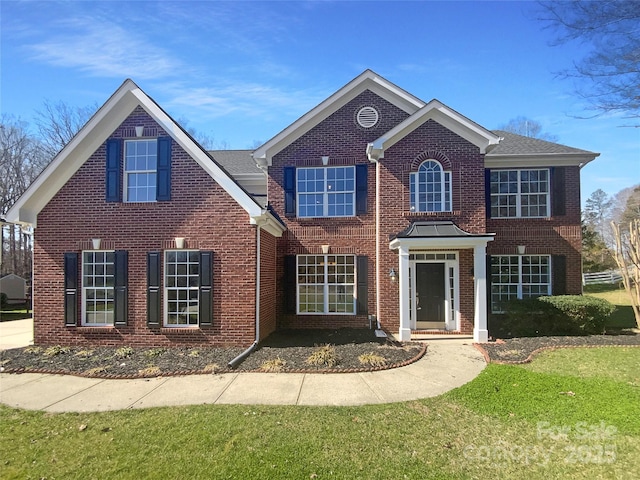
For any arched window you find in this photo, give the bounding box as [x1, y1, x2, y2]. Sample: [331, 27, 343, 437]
[410, 160, 452, 212]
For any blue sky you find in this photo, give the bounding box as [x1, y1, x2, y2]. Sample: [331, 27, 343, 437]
[1, 0, 638, 204]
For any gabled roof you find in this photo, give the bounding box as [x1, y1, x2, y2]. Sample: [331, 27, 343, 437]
[253, 69, 425, 166]
[6, 80, 285, 236]
[367, 100, 502, 161]
[486, 130, 599, 168]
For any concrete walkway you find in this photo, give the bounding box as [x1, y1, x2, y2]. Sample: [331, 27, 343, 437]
[0, 318, 33, 350]
[0, 319, 486, 412]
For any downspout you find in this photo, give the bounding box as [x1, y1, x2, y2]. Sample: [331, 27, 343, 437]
[375, 158, 381, 330]
[228, 224, 261, 369]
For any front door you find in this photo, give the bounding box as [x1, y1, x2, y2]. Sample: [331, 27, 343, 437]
[415, 263, 446, 329]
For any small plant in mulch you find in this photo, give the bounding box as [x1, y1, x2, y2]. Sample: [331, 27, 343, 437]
[260, 357, 287, 372]
[495, 349, 525, 359]
[84, 366, 109, 376]
[306, 345, 340, 368]
[187, 349, 200, 358]
[358, 352, 387, 367]
[202, 363, 220, 373]
[24, 346, 42, 354]
[43, 345, 71, 357]
[144, 348, 166, 358]
[75, 349, 95, 358]
[114, 346, 134, 359]
[138, 365, 162, 377]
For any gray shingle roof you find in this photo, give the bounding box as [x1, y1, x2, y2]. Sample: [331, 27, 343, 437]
[489, 130, 596, 156]
[209, 150, 262, 175]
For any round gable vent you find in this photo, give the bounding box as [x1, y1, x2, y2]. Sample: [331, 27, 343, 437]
[356, 106, 379, 128]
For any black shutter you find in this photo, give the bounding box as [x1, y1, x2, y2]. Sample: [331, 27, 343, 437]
[64, 252, 78, 326]
[356, 256, 368, 315]
[157, 136, 172, 201]
[486, 255, 493, 314]
[147, 252, 161, 325]
[356, 164, 368, 215]
[114, 250, 128, 326]
[552, 255, 567, 295]
[105, 139, 121, 202]
[284, 166, 296, 216]
[283, 255, 296, 314]
[551, 167, 566, 217]
[199, 251, 213, 326]
[485, 169, 492, 219]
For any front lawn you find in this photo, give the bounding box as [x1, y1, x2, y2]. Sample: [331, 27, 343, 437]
[584, 283, 637, 329]
[1, 347, 638, 479]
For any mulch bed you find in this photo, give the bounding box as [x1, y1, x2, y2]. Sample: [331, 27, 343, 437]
[477, 331, 640, 364]
[0, 328, 426, 378]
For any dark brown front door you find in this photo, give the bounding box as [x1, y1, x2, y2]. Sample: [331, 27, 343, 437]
[415, 263, 446, 329]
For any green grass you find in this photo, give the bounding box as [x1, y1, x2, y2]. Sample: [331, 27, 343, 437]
[1, 347, 639, 479]
[584, 283, 637, 329]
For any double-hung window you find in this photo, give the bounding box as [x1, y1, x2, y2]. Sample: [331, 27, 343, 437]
[297, 255, 356, 314]
[165, 250, 200, 326]
[490, 169, 549, 218]
[297, 166, 355, 217]
[82, 251, 115, 325]
[410, 160, 452, 212]
[124, 139, 157, 202]
[490, 255, 551, 312]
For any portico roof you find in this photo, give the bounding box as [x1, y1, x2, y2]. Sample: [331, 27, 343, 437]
[389, 221, 494, 250]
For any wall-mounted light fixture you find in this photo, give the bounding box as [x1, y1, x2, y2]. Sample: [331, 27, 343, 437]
[389, 268, 397, 283]
[517, 245, 526, 255]
[91, 238, 101, 250]
[321, 244, 330, 254]
[135, 126, 145, 137]
[175, 237, 186, 249]
[322, 156, 329, 166]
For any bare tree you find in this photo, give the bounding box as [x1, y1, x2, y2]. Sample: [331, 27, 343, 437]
[611, 219, 640, 328]
[34, 100, 98, 159]
[498, 116, 559, 142]
[538, 1, 640, 120]
[0, 116, 47, 278]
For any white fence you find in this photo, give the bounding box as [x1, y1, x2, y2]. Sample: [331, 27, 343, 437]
[582, 270, 623, 286]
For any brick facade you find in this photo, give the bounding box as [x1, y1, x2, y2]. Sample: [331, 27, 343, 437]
[33, 108, 265, 347]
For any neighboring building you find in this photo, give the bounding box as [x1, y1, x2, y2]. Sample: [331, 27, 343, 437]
[0, 274, 27, 303]
[5, 70, 598, 346]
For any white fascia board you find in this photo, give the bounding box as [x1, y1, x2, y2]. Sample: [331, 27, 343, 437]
[389, 235, 494, 251]
[485, 153, 600, 169]
[371, 100, 501, 158]
[128, 89, 264, 219]
[6, 81, 142, 226]
[250, 213, 286, 237]
[253, 70, 425, 166]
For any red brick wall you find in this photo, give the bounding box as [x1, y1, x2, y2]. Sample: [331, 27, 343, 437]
[259, 227, 277, 340]
[269, 90, 487, 333]
[33, 107, 259, 347]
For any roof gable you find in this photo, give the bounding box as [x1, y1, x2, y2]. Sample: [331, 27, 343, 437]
[6, 81, 284, 236]
[367, 99, 501, 161]
[252, 70, 425, 166]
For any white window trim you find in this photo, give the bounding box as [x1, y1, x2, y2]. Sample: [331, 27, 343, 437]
[409, 160, 452, 213]
[296, 166, 356, 218]
[81, 250, 115, 327]
[490, 254, 552, 313]
[490, 168, 550, 219]
[164, 250, 200, 327]
[124, 139, 157, 203]
[296, 254, 357, 315]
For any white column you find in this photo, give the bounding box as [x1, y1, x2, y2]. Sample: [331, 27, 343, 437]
[473, 244, 489, 343]
[398, 245, 411, 341]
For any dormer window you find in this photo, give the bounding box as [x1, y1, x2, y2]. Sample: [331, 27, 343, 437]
[410, 160, 452, 212]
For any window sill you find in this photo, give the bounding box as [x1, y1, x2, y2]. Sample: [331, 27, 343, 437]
[403, 211, 460, 217]
[76, 326, 118, 332]
[160, 327, 203, 334]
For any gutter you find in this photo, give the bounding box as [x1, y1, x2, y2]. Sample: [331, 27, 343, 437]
[227, 224, 262, 369]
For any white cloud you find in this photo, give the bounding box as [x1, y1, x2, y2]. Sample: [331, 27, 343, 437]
[26, 18, 184, 80]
